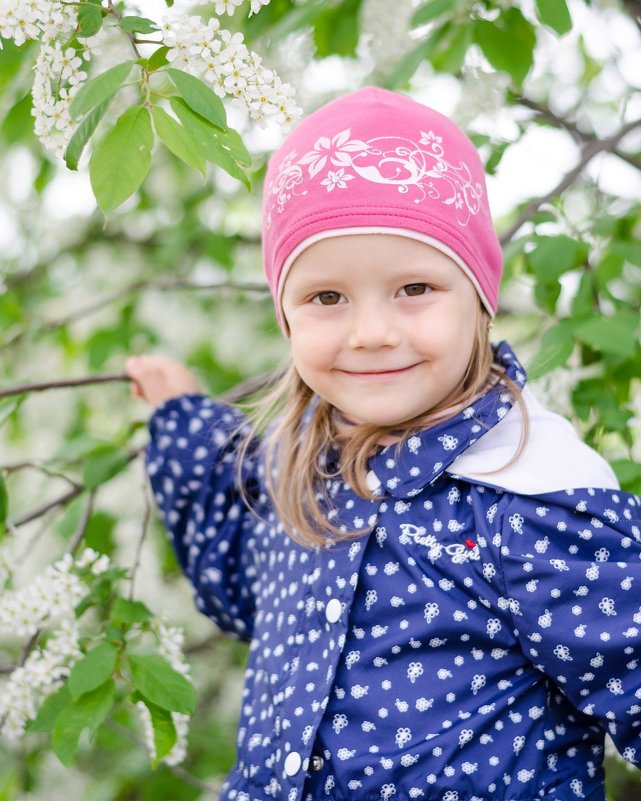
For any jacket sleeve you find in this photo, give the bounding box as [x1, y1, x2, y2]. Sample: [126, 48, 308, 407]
[497, 488, 641, 763]
[146, 393, 261, 641]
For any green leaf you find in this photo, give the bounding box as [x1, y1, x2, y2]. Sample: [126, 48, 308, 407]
[474, 8, 536, 85]
[1, 92, 35, 145]
[28, 685, 71, 733]
[151, 106, 206, 176]
[570, 272, 595, 316]
[314, 0, 362, 58]
[170, 98, 251, 189]
[64, 99, 111, 171]
[575, 313, 640, 359]
[120, 15, 158, 33]
[384, 43, 428, 87]
[166, 69, 227, 129]
[611, 460, 641, 493]
[75, 576, 114, 617]
[89, 105, 154, 214]
[265, 2, 325, 41]
[0, 291, 22, 333]
[533, 280, 562, 314]
[527, 320, 576, 377]
[77, 4, 103, 37]
[68, 642, 118, 700]
[535, 0, 572, 35]
[52, 680, 115, 765]
[203, 232, 235, 268]
[0, 473, 8, 540]
[83, 510, 117, 557]
[613, 240, 641, 268]
[594, 251, 624, 291]
[83, 443, 130, 489]
[111, 597, 153, 625]
[127, 654, 195, 715]
[526, 235, 589, 283]
[485, 141, 509, 176]
[430, 21, 473, 74]
[70, 61, 134, 119]
[148, 46, 170, 72]
[140, 697, 177, 764]
[0, 39, 30, 94]
[411, 0, 456, 27]
[0, 396, 23, 428]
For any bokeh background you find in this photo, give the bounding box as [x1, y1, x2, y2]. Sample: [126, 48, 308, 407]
[1, 0, 641, 797]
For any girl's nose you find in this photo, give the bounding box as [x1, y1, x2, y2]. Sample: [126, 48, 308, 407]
[347, 303, 401, 350]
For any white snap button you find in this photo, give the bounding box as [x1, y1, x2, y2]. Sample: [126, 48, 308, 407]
[284, 751, 302, 777]
[310, 754, 325, 771]
[366, 470, 381, 491]
[325, 598, 342, 624]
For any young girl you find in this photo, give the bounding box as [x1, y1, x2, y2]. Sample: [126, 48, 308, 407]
[127, 87, 641, 801]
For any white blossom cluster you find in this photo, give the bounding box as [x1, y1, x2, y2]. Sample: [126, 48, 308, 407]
[162, 13, 302, 127]
[0, 0, 76, 47]
[454, 62, 510, 128]
[137, 621, 192, 765]
[0, 548, 109, 744]
[213, 0, 270, 16]
[0, 0, 96, 155]
[0, 551, 86, 637]
[32, 40, 91, 158]
[0, 619, 82, 744]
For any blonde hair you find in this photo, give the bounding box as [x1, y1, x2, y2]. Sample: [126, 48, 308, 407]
[236, 304, 526, 548]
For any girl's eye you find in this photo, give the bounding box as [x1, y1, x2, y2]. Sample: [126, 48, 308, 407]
[400, 283, 429, 297]
[312, 291, 343, 305]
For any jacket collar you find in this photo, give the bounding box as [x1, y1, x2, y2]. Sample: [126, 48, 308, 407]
[368, 341, 527, 499]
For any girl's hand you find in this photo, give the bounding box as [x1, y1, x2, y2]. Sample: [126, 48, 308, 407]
[126, 355, 202, 409]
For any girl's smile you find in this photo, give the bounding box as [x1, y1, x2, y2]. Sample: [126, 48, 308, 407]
[281, 233, 482, 428]
[337, 363, 421, 380]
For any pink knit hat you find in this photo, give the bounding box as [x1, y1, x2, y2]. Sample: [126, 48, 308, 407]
[262, 86, 502, 330]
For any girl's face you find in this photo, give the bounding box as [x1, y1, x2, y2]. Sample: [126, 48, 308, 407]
[281, 234, 482, 428]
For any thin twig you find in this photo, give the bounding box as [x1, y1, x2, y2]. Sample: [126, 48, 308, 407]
[42, 278, 270, 332]
[7, 446, 144, 529]
[0, 373, 131, 400]
[67, 491, 96, 556]
[1, 460, 82, 490]
[104, 720, 221, 794]
[128, 468, 152, 601]
[500, 115, 641, 244]
[0, 630, 40, 729]
[517, 95, 641, 172]
[9, 484, 85, 528]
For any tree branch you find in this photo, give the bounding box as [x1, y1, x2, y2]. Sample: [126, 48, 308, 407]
[42, 278, 270, 332]
[499, 115, 641, 245]
[8, 446, 144, 528]
[67, 491, 96, 556]
[517, 95, 641, 172]
[0, 373, 131, 400]
[9, 484, 85, 528]
[128, 466, 152, 601]
[1, 460, 82, 490]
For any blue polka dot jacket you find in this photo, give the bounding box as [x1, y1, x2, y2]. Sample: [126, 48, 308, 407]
[146, 343, 641, 801]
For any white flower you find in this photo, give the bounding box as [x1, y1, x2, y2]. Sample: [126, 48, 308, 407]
[0, 621, 82, 744]
[161, 13, 301, 128]
[0, 0, 76, 45]
[136, 626, 192, 767]
[31, 40, 90, 157]
[249, 0, 270, 13]
[214, 0, 243, 15]
[320, 168, 354, 192]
